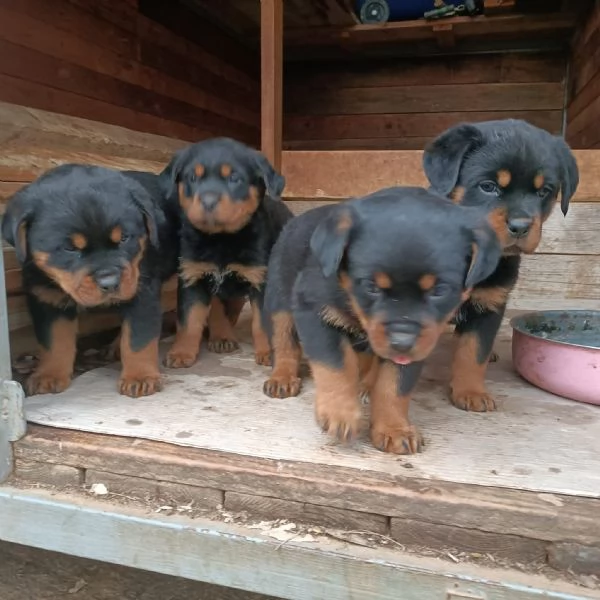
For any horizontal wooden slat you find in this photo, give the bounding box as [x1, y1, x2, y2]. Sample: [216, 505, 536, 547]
[285, 82, 565, 115]
[285, 111, 563, 143]
[281, 150, 600, 202]
[285, 53, 567, 89]
[284, 13, 578, 47]
[0, 144, 165, 178]
[0, 102, 186, 162]
[283, 138, 434, 151]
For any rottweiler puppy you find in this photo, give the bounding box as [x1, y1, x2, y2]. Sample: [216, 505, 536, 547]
[1, 164, 179, 398]
[161, 137, 293, 369]
[423, 119, 579, 412]
[261, 187, 503, 454]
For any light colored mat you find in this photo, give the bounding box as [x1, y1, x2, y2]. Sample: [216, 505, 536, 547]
[24, 314, 600, 498]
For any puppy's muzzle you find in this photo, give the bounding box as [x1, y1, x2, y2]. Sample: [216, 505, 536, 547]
[507, 217, 532, 239]
[94, 268, 121, 293]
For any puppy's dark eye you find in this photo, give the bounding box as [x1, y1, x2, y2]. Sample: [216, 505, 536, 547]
[362, 279, 380, 297]
[430, 282, 451, 299]
[538, 185, 553, 198]
[120, 233, 131, 244]
[479, 181, 500, 195]
[63, 242, 79, 254]
[228, 172, 242, 185]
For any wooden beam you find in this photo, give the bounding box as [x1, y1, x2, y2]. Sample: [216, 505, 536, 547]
[261, 0, 283, 171]
[284, 13, 578, 47]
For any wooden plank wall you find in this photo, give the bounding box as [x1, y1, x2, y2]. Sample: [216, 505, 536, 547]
[284, 52, 567, 150]
[0, 0, 260, 145]
[566, 2, 600, 149]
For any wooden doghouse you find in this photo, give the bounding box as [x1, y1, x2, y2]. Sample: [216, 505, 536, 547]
[1, 1, 600, 598]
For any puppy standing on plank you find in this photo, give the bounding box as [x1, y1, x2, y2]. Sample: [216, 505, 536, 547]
[162, 137, 293, 369]
[423, 119, 579, 412]
[261, 187, 503, 454]
[1, 164, 179, 398]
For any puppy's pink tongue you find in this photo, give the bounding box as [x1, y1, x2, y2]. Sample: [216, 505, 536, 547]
[392, 355, 412, 365]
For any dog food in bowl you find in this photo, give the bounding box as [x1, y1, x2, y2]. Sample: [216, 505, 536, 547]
[510, 310, 600, 405]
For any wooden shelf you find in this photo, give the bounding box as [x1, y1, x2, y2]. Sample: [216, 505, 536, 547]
[284, 12, 578, 49]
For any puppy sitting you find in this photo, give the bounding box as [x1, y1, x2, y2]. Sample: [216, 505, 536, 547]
[1, 164, 179, 398]
[161, 137, 294, 369]
[261, 187, 502, 454]
[423, 119, 579, 412]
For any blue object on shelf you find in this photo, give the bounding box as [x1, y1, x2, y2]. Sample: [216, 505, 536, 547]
[355, 0, 463, 22]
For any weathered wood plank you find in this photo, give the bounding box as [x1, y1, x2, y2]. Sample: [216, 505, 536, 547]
[281, 150, 600, 202]
[285, 53, 567, 89]
[390, 517, 547, 564]
[1, 487, 595, 600]
[85, 469, 224, 509]
[285, 110, 563, 142]
[15, 426, 600, 547]
[14, 459, 83, 487]
[285, 82, 565, 115]
[224, 491, 389, 534]
[0, 102, 186, 162]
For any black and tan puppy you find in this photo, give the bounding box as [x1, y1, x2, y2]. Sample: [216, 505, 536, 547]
[1, 164, 179, 398]
[261, 187, 502, 454]
[161, 137, 293, 369]
[423, 119, 579, 412]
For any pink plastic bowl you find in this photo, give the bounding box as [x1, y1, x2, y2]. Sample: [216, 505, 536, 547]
[510, 310, 600, 406]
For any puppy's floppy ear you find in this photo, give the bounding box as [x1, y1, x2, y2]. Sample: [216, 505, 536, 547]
[310, 205, 355, 278]
[464, 221, 503, 289]
[553, 136, 579, 216]
[253, 150, 286, 198]
[162, 147, 190, 195]
[423, 123, 484, 196]
[1, 185, 38, 264]
[124, 178, 161, 249]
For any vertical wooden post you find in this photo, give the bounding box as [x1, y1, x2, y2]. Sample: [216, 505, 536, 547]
[261, 0, 283, 171]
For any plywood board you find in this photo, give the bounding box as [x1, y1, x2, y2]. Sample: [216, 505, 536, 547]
[23, 312, 600, 499]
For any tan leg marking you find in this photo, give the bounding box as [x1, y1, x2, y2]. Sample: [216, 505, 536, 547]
[450, 332, 496, 412]
[164, 303, 209, 368]
[263, 312, 302, 398]
[26, 318, 77, 396]
[119, 322, 162, 398]
[312, 342, 362, 442]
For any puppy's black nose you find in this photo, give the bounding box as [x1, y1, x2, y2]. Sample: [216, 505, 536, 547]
[389, 332, 417, 354]
[507, 217, 532, 238]
[201, 192, 220, 212]
[95, 269, 120, 293]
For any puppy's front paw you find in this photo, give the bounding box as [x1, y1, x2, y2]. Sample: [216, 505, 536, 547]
[255, 350, 272, 366]
[316, 397, 362, 443]
[371, 424, 423, 454]
[163, 351, 197, 369]
[263, 375, 301, 398]
[26, 372, 71, 396]
[207, 337, 239, 354]
[118, 374, 162, 398]
[451, 388, 497, 412]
